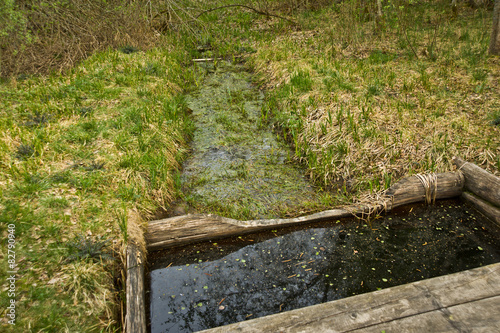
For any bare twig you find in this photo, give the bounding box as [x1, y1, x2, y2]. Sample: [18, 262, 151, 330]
[403, 24, 419, 60]
[192, 58, 217, 62]
[195, 4, 298, 25]
[427, 18, 441, 58]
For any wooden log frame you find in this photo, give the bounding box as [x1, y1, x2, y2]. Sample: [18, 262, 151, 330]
[453, 156, 500, 206]
[138, 157, 500, 332]
[147, 209, 351, 251]
[462, 192, 500, 226]
[453, 156, 500, 226]
[146, 171, 465, 251]
[384, 171, 464, 209]
[125, 244, 146, 333]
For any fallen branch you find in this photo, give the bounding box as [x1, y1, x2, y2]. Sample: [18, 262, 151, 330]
[192, 58, 217, 62]
[195, 4, 298, 25]
[192, 56, 242, 62]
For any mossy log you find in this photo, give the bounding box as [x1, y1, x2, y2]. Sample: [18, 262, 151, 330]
[452, 156, 500, 208]
[125, 244, 146, 333]
[146, 172, 465, 251]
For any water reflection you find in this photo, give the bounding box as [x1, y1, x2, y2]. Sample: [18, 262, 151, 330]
[149, 201, 500, 333]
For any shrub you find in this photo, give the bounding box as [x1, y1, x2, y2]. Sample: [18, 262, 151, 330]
[1, 0, 156, 77]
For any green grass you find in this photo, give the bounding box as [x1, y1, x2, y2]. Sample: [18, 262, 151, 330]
[0, 45, 195, 331]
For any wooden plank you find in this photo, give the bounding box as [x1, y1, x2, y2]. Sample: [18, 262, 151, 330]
[348, 295, 500, 333]
[453, 156, 500, 208]
[125, 244, 146, 333]
[348, 311, 461, 333]
[462, 192, 500, 227]
[199, 262, 500, 333]
[146, 172, 464, 251]
[444, 295, 500, 332]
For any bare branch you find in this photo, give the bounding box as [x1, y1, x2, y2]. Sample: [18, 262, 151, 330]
[195, 4, 298, 26]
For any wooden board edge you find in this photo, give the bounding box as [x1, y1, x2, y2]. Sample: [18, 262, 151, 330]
[125, 244, 147, 333]
[462, 192, 500, 227]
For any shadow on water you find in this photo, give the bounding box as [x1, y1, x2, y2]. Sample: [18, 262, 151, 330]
[148, 199, 500, 333]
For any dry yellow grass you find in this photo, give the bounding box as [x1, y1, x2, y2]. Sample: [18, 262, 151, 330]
[249, 5, 499, 197]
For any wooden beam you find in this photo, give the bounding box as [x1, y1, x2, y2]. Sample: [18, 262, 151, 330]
[462, 192, 500, 227]
[146, 172, 465, 251]
[453, 156, 500, 208]
[125, 244, 146, 333]
[146, 209, 351, 251]
[385, 171, 463, 210]
[199, 262, 500, 333]
[347, 295, 500, 333]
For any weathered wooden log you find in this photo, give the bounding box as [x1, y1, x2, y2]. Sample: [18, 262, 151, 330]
[146, 209, 351, 251]
[453, 156, 500, 208]
[125, 244, 146, 333]
[462, 192, 500, 227]
[146, 172, 466, 251]
[384, 171, 464, 210]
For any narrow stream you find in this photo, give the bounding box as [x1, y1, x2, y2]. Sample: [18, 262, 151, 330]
[176, 61, 325, 219]
[148, 62, 500, 333]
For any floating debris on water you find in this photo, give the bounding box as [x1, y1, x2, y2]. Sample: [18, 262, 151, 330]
[149, 200, 500, 332]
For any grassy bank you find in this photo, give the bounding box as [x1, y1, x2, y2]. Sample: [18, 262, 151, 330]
[0, 44, 196, 331]
[247, 1, 500, 198]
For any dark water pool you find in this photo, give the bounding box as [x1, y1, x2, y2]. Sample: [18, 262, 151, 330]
[147, 200, 500, 333]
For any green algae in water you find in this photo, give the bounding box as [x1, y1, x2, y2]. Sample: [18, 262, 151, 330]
[180, 61, 325, 219]
[148, 200, 500, 333]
